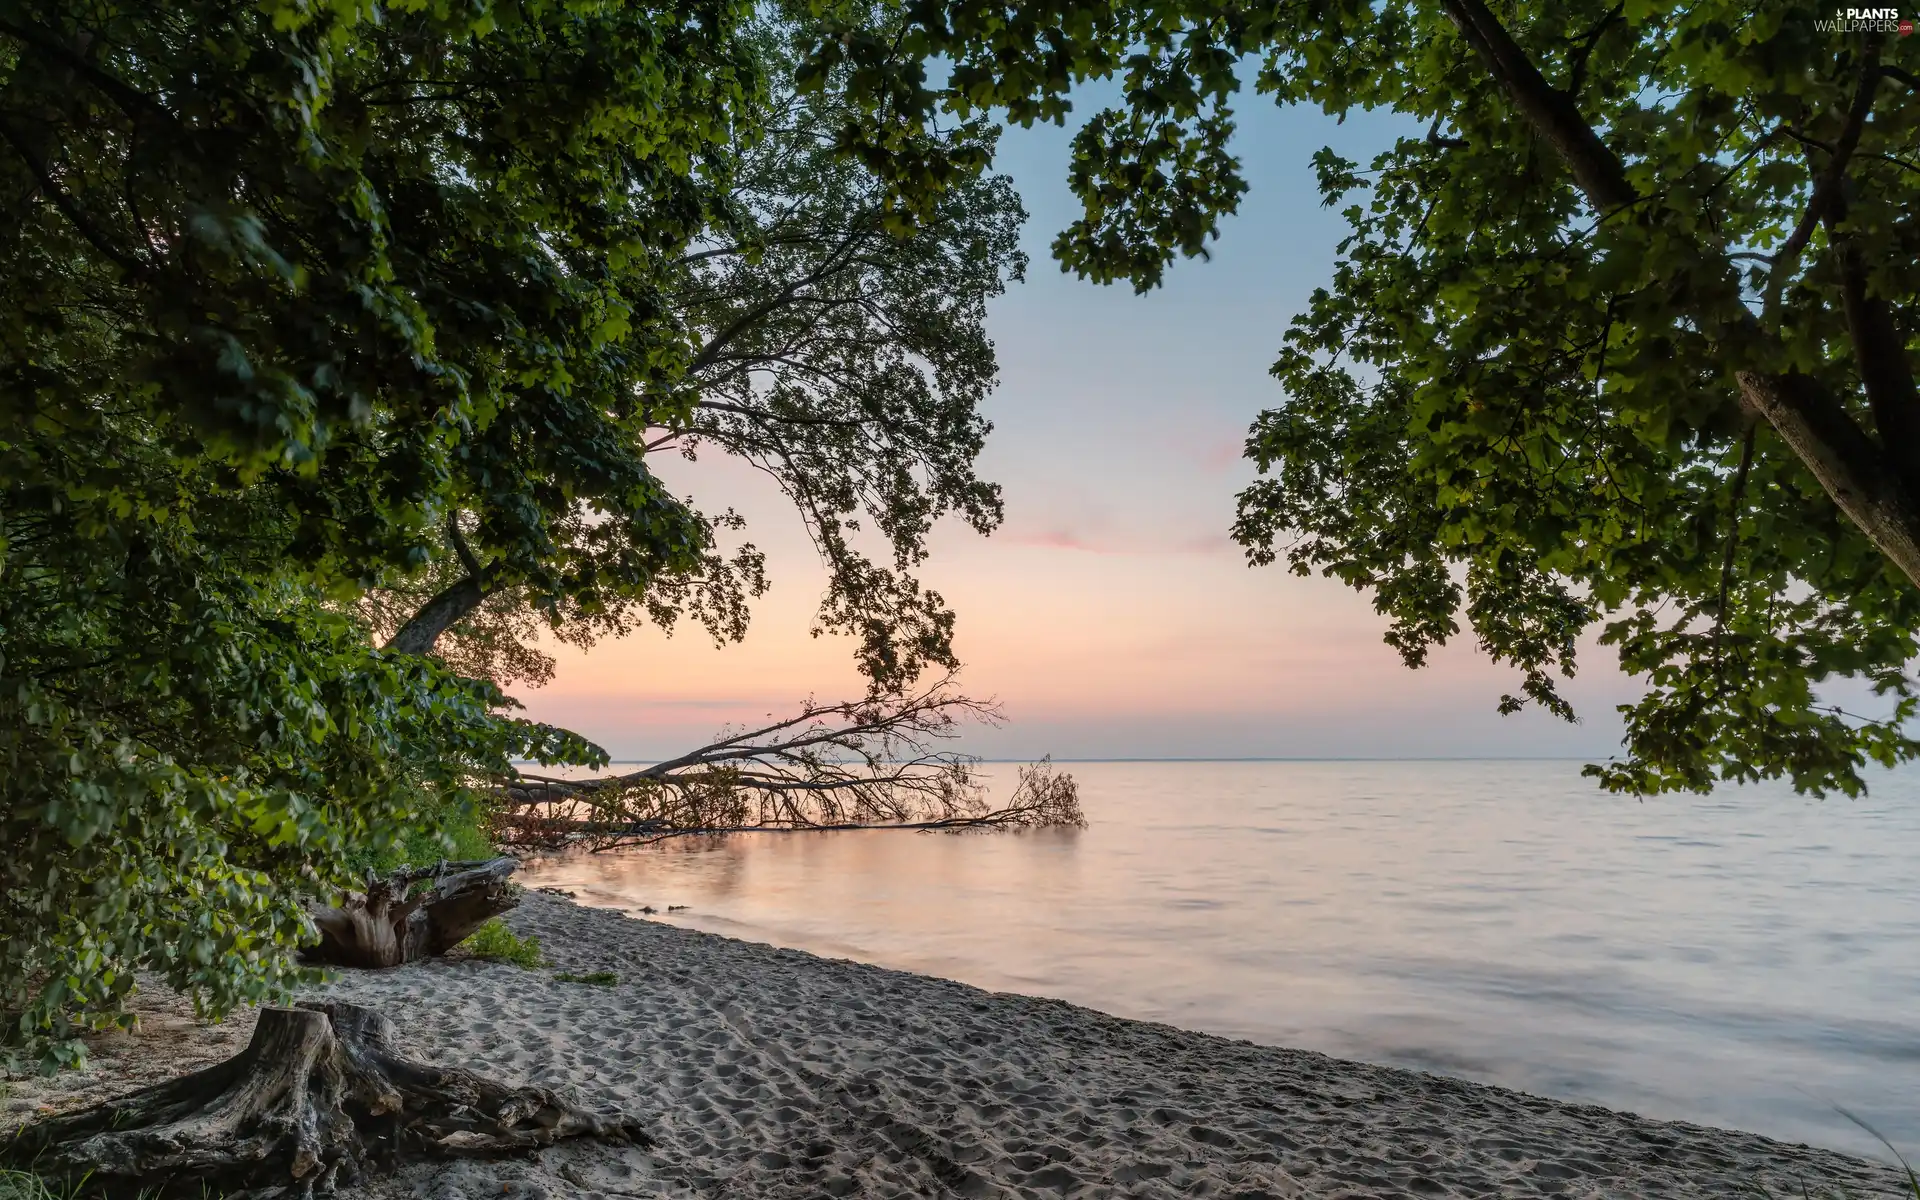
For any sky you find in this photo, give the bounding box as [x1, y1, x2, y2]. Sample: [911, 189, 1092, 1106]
[514, 96, 1644, 762]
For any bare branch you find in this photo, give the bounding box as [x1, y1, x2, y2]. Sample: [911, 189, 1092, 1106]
[686, 221, 874, 374]
[493, 682, 1084, 850]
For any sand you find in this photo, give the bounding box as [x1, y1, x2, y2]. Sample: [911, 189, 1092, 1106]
[6, 892, 1910, 1198]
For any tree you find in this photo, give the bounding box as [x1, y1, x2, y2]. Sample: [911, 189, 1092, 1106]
[0, 417, 599, 1065]
[807, 0, 1920, 795]
[0, 0, 1034, 1072]
[356, 27, 1059, 861]
[366, 24, 1026, 693]
[1, 0, 760, 1065]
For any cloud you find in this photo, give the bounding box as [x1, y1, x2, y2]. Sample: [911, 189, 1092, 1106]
[998, 526, 1235, 555]
[1003, 527, 1108, 552]
[1198, 435, 1247, 471]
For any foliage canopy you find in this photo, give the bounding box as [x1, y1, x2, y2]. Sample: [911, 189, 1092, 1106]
[366, 29, 1026, 692]
[1, 0, 1027, 1066]
[810, 0, 1920, 795]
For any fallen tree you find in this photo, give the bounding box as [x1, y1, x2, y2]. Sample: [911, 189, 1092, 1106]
[495, 680, 1084, 853]
[304, 858, 521, 970]
[299, 686, 1081, 967]
[4, 1001, 641, 1199]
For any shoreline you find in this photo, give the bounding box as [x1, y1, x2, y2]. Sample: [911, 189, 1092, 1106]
[7, 892, 1909, 1198]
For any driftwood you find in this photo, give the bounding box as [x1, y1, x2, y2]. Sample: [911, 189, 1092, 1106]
[497, 755, 1086, 853]
[487, 683, 1084, 854]
[305, 858, 519, 969]
[4, 1001, 642, 1199]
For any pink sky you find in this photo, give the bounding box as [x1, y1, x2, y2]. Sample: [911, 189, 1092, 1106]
[513, 102, 1640, 763]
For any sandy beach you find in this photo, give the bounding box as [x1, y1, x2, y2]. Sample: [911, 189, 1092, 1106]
[6, 891, 1910, 1199]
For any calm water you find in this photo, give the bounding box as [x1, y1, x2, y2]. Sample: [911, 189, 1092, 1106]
[518, 760, 1920, 1159]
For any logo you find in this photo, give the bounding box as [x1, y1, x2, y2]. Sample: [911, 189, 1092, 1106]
[1814, 7, 1914, 30]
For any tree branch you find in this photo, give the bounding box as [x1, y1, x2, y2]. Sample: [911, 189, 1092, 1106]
[1438, 0, 1920, 589]
[1562, 3, 1624, 103]
[685, 221, 873, 373]
[691, 399, 862, 428]
[384, 513, 496, 656]
[1810, 54, 1920, 490]
[0, 119, 143, 277]
[1767, 55, 1881, 316]
[1836, 253, 1920, 491]
[1735, 370, 1920, 587]
[385, 576, 488, 656]
[446, 510, 485, 583]
[0, 16, 181, 129]
[1436, 0, 1637, 213]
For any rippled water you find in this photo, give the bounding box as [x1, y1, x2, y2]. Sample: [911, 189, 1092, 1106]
[518, 760, 1920, 1159]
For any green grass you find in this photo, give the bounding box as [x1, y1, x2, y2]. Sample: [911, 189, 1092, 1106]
[552, 970, 618, 986]
[459, 919, 544, 968]
[1834, 1109, 1919, 1200]
[0, 1169, 246, 1200]
[0, 1170, 57, 1200]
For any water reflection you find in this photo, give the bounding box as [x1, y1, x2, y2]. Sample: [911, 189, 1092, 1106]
[519, 760, 1920, 1159]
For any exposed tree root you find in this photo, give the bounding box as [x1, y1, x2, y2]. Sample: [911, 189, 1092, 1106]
[306, 857, 520, 969]
[4, 1001, 643, 1199]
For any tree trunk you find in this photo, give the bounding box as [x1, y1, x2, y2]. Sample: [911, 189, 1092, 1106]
[385, 575, 487, 656]
[4, 1001, 643, 1199]
[1437, 0, 1920, 592]
[306, 858, 520, 969]
[1734, 370, 1920, 589]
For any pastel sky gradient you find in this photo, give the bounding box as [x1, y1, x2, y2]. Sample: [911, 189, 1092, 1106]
[513, 98, 1643, 762]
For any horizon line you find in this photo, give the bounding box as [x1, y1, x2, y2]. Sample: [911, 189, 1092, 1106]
[510, 755, 1611, 765]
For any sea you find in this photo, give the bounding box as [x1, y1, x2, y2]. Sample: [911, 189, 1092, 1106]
[516, 759, 1920, 1161]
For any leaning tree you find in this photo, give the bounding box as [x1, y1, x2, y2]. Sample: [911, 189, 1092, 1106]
[0, 0, 1047, 1100]
[350, 24, 1053, 858]
[360, 24, 1026, 692]
[0, 0, 762, 1071]
[497, 680, 1084, 852]
[806, 0, 1920, 796]
[0, 0, 946, 1190]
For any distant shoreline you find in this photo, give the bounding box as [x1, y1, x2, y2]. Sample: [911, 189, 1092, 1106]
[510, 755, 1610, 766]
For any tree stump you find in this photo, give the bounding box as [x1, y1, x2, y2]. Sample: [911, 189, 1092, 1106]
[5, 1001, 644, 1199]
[306, 857, 520, 969]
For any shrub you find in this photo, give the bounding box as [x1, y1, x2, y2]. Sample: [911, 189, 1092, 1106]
[351, 793, 501, 877]
[460, 920, 543, 969]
